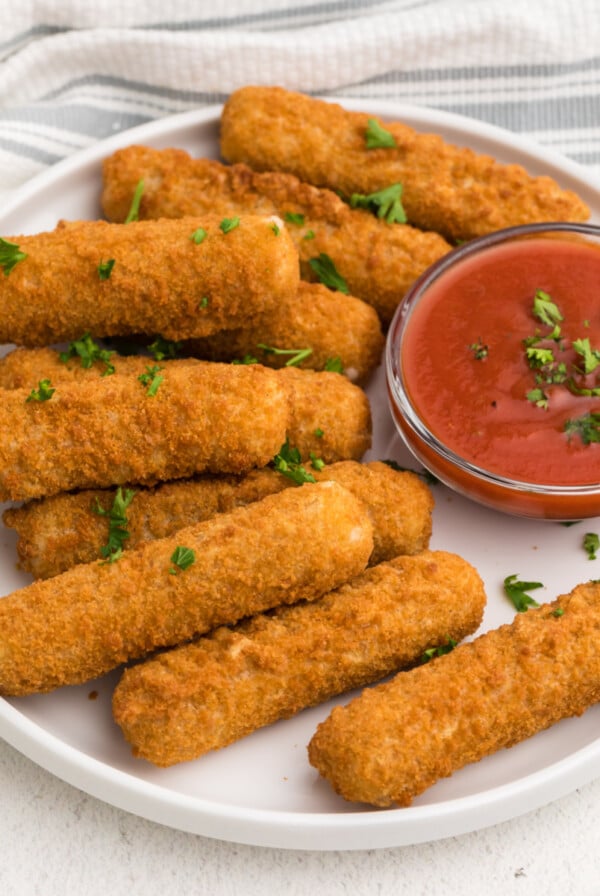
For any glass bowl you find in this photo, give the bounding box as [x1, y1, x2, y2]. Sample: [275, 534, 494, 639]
[385, 221, 600, 520]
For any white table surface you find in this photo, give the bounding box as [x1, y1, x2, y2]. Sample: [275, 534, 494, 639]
[2, 736, 599, 895]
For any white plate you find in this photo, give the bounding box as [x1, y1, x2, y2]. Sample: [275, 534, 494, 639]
[1, 101, 600, 852]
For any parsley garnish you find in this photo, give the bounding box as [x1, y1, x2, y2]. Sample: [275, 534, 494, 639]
[284, 212, 305, 226]
[303, 230, 315, 240]
[0, 237, 27, 275]
[124, 179, 144, 223]
[324, 356, 344, 373]
[26, 379, 55, 402]
[98, 258, 115, 280]
[584, 532, 599, 560]
[199, 296, 209, 309]
[148, 336, 182, 361]
[573, 337, 600, 374]
[190, 227, 207, 244]
[59, 332, 116, 376]
[138, 364, 164, 396]
[220, 217, 240, 233]
[169, 545, 196, 575]
[526, 387, 549, 409]
[92, 487, 136, 563]
[272, 439, 316, 485]
[308, 254, 349, 294]
[532, 289, 563, 328]
[503, 574, 543, 612]
[271, 222, 280, 236]
[350, 183, 406, 224]
[231, 354, 259, 365]
[365, 118, 397, 149]
[469, 340, 488, 360]
[551, 607, 565, 617]
[310, 451, 325, 471]
[564, 412, 600, 445]
[257, 343, 313, 367]
[421, 638, 457, 664]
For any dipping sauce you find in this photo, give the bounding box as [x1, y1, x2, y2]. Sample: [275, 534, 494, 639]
[386, 223, 600, 519]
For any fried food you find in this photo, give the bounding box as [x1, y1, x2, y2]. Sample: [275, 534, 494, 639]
[4, 460, 433, 579]
[0, 481, 374, 695]
[220, 86, 590, 244]
[0, 213, 299, 346]
[101, 145, 451, 324]
[0, 280, 384, 386]
[0, 362, 290, 502]
[112, 550, 485, 766]
[308, 579, 600, 808]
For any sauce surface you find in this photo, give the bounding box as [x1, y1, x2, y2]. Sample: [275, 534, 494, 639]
[401, 236, 600, 486]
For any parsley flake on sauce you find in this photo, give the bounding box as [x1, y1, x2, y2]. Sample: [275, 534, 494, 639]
[92, 487, 137, 563]
[0, 237, 27, 275]
[503, 574, 543, 612]
[169, 546, 196, 575]
[532, 289, 563, 328]
[564, 412, 600, 445]
[124, 179, 144, 223]
[26, 379, 55, 403]
[350, 183, 407, 224]
[365, 118, 397, 149]
[308, 254, 349, 294]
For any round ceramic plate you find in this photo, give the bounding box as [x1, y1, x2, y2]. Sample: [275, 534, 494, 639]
[1, 100, 600, 852]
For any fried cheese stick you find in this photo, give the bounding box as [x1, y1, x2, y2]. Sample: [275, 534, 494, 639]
[308, 580, 600, 808]
[0, 481, 374, 695]
[0, 213, 299, 346]
[4, 460, 433, 579]
[112, 550, 486, 766]
[220, 86, 590, 244]
[101, 145, 451, 324]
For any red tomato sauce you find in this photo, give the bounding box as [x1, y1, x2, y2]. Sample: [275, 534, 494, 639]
[401, 236, 600, 487]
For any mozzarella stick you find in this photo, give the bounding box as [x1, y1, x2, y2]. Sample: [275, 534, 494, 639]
[4, 460, 433, 579]
[0, 481, 373, 695]
[0, 213, 299, 346]
[112, 550, 485, 766]
[0, 362, 290, 502]
[101, 145, 451, 324]
[308, 580, 600, 808]
[220, 86, 589, 244]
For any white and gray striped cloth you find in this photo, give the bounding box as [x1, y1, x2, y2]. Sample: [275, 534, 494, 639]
[0, 0, 599, 202]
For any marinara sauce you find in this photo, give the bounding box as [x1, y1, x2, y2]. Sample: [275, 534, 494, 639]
[389, 225, 600, 518]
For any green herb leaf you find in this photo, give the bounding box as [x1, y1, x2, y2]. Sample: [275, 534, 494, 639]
[256, 343, 313, 367]
[231, 354, 259, 365]
[270, 222, 280, 236]
[0, 237, 27, 275]
[503, 574, 543, 612]
[272, 439, 316, 485]
[59, 332, 116, 375]
[124, 179, 144, 224]
[532, 289, 563, 327]
[169, 545, 196, 575]
[26, 378, 55, 402]
[148, 336, 182, 361]
[138, 364, 164, 396]
[421, 638, 457, 664]
[365, 118, 397, 149]
[310, 451, 325, 471]
[564, 412, 600, 445]
[349, 183, 406, 224]
[572, 337, 600, 374]
[92, 487, 136, 562]
[324, 356, 344, 373]
[284, 212, 305, 226]
[190, 227, 207, 244]
[469, 340, 489, 360]
[308, 254, 349, 294]
[584, 532, 599, 560]
[219, 216, 240, 234]
[526, 387, 549, 409]
[551, 607, 565, 617]
[98, 258, 115, 280]
[302, 229, 315, 240]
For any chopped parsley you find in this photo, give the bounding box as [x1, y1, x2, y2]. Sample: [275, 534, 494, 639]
[26, 378, 55, 402]
[349, 183, 406, 224]
[92, 487, 136, 563]
[564, 412, 600, 445]
[59, 332, 116, 376]
[0, 237, 27, 275]
[469, 340, 488, 360]
[324, 356, 344, 373]
[308, 254, 349, 294]
[148, 336, 182, 361]
[98, 258, 115, 280]
[190, 227, 207, 244]
[551, 607, 565, 617]
[310, 451, 325, 471]
[284, 212, 305, 226]
[169, 545, 196, 575]
[584, 532, 599, 560]
[272, 439, 316, 485]
[198, 296, 209, 309]
[124, 179, 144, 223]
[231, 353, 259, 365]
[219, 216, 240, 233]
[271, 222, 280, 236]
[503, 574, 543, 612]
[303, 230, 316, 240]
[256, 343, 313, 367]
[421, 638, 457, 664]
[532, 289, 563, 328]
[138, 364, 164, 396]
[365, 118, 397, 149]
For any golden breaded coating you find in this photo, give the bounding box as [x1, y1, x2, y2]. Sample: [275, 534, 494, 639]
[308, 580, 600, 808]
[0, 213, 299, 346]
[220, 86, 590, 244]
[0, 481, 374, 695]
[183, 281, 384, 382]
[101, 145, 451, 324]
[0, 362, 290, 502]
[112, 550, 485, 766]
[4, 460, 433, 579]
